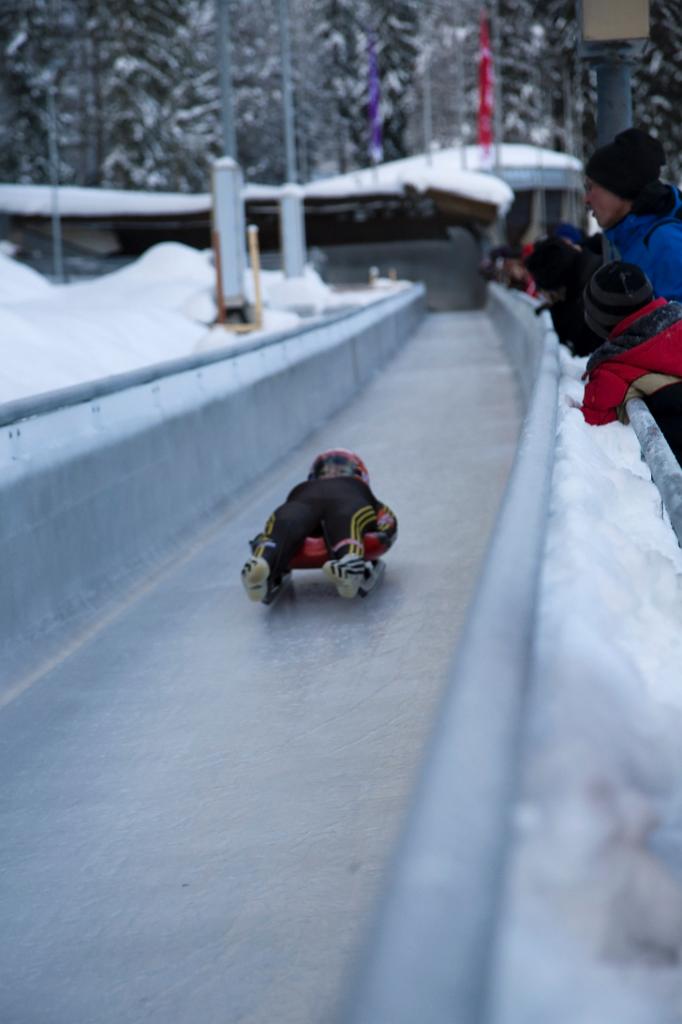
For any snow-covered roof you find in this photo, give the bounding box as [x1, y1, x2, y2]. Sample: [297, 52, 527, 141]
[301, 148, 513, 211]
[0, 145, 582, 222]
[0, 184, 212, 218]
[301, 143, 581, 206]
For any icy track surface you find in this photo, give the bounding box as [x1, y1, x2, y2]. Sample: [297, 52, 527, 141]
[0, 313, 519, 1024]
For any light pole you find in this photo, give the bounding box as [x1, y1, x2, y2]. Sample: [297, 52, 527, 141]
[216, 0, 236, 158]
[453, 26, 468, 169]
[46, 77, 64, 283]
[579, 0, 649, 145]
[277, 0, 306, 277]
[278, 0, 298, 183]
[423, 53, 433, 164]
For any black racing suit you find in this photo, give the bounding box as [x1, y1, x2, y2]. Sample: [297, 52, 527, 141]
[250, 477, 398, 580]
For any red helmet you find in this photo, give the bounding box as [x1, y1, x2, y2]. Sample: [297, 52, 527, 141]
[308, 448, 369, 484]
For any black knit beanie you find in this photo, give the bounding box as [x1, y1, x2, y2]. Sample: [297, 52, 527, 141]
[524, 238, 578, 290]
[583, 261, 653, 339]
[586, 128, 665, 199]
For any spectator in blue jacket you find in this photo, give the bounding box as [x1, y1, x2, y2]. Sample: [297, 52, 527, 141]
[584, 128, 682, 302]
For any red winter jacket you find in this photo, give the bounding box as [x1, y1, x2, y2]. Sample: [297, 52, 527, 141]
[581, 298, 682, 425]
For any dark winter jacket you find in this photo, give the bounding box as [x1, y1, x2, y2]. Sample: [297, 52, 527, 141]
[606, 183, 682, 301]
[582, 298, 682, 429]
[286, 477, 398, 546]
[547, 248, 603, 357]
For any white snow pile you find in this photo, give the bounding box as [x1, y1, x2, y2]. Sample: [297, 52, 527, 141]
[495, 347, 682, 1022]
[0, 249, 53, 302]
[0, 243, 215, 402]
[0, 242, 409, 404]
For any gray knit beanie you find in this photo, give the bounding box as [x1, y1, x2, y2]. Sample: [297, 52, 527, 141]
[583, 261, 653, 339]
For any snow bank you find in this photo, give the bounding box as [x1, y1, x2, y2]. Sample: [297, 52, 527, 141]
[495, 347, 682, 1022]
[0, 250, 52, 302]
[0, 243, 413, 404]
[0, 243, 216, 403]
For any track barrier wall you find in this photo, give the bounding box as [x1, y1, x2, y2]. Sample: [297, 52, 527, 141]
[0, 285, 425, 663]
[341, 283, 560, 1024]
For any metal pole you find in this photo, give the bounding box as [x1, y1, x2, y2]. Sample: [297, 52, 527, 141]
[627, 398, 682, 546]
[423, 58, 433, 164]
[595, 59, 633, 144]
[562, 61, 579, 223]
[47, 81, 64, 284]
[278, 0, 298, 183]
[216, 0, 237, 158]
[453, 45, 463, 160]
[454, 26, 468, 169]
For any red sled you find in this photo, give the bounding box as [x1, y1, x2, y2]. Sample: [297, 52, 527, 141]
[288, 531, 386, 570]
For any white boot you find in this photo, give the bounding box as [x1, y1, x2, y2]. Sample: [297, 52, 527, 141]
[241, 555, 270, 602]
[323, 553, 366, 599]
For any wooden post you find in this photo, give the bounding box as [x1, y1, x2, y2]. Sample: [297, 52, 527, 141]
[248, 225, 263, 329]
[212, 229, 226, 324]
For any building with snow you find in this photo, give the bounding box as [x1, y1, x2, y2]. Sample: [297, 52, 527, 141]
[0, 144, 582, 310]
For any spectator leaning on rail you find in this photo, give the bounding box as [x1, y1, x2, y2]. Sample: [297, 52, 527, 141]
[524, 236, 602, 357]
[584, 127, 682, 302]
[581, 261, 682, 466]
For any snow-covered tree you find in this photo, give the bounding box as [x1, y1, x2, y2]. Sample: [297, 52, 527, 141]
[312, 0, 369, 172]
[102, 0, 221, 191]
[372, 0, 419, 162]
[1, 0, 682, 190]
[0, 0, 70, 184]
[229, 0, 285, 183]
[632, 0, 682, 183]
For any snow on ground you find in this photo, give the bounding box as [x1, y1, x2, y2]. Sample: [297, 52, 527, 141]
[494, 346, 682, 1022]
[0, 243, 409, 404]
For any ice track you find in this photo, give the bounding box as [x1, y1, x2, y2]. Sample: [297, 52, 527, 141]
[0, 313, 520, 1024]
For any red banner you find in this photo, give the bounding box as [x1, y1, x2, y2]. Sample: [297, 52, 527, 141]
[478, 10, 494, 169]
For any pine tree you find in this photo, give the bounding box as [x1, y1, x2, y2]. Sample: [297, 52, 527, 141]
[633, 0, 682, 183]
[1, 0, 681, 192]
[0, 0, 70, 184]
[102, 0, 221, 191]
[314, 0, 368, 172]
[373, 0, 419, 162]
[230, 0, 285, 184]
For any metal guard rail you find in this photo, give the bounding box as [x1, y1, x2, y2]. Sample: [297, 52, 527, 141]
[340, 287, 560, 1024]
[627, 397, 682, 545]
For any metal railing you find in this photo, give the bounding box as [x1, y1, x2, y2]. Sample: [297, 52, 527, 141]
[627, 397, 682, 545]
